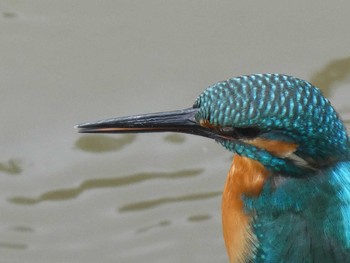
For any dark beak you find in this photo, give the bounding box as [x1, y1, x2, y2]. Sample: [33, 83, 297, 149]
[75, 108, 219, 140]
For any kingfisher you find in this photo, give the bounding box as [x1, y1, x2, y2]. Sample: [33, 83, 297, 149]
[76, 74, 350, 263]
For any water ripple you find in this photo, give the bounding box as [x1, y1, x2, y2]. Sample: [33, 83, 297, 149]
[9, 226, 34, 233]
[0, 159, 22, 175]
[187, 214, 212, 222]
[75, 134, 136, 153]
[8, 169, 203, 205]
[119, 191, 221, 212]
[310, 56, 350, 96]
[163, 134, 186, 144]
[136, 220, 171, 233]
[0, 241, 27, 250]
[2, 12, 17, 19]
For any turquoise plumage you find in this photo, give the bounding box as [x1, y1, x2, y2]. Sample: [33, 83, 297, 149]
[194, 74, 349, 173]
[246, 161, 350, 262]
[77, 74, 350, 262]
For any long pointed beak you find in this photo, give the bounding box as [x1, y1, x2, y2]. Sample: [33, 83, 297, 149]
[75, 108, 218, 139]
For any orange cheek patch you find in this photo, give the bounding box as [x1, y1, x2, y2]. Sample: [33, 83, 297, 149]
[247, 138, 298, 158]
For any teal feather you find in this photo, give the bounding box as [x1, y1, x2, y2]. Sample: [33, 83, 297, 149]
[194, 74, 350, 171]
[193, 74, 350, 261]
[245, 162, 350, 262]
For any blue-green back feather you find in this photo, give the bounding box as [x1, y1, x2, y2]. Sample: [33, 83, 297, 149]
[245, 162, 350, 262]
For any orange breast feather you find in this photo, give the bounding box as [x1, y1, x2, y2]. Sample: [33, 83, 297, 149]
[222, 140, 297, 263]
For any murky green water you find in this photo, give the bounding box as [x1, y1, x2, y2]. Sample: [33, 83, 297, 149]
[1, 1, 350, 262]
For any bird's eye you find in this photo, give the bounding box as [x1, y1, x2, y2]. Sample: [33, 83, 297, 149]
[234, 127, 261, 139]
[199, 119, 261, 140]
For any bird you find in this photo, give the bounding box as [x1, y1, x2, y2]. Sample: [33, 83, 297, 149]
[76, 74, 350, 263]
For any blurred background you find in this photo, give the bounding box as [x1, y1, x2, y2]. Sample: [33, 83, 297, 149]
[1, 1, 350, 262]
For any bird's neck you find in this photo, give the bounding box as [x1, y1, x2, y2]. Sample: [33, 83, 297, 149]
[222, 155, 269, 263]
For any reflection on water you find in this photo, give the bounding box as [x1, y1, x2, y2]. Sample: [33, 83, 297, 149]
[163, 134, 186, 144]
[119, 191, 221, 212]
[187, 214, 212, 222]
[310, 56, 350, 126]
[0, 226, 33, 252]
[310, 56, 350, 96]
[9, 226, 34, 233]
[0, 159, 22, 175]
[136, 220, 171, 233]
[8, 169, 203, 205]
[75, 134, 137, 153]
[2, 12, 17, 19]
[0, 242, 27, 250]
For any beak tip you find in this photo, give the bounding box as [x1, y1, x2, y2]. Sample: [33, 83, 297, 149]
[74, 122, 93, 133]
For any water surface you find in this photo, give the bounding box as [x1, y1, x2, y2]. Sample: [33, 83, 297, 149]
[1, 1, 350, 262]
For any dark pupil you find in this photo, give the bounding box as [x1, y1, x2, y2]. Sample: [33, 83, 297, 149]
[219, 127, 261, 139]
[235, 127, 261, 139]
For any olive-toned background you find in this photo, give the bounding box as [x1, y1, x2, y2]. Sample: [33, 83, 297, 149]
[1, 1, 349, 262]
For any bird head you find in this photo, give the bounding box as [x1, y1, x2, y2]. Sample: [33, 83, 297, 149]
[76, 74, 350, 177]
